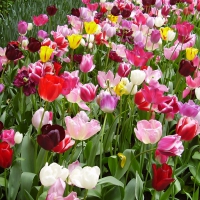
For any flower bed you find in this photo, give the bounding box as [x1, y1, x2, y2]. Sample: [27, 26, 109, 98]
[0, 0, 200, 199]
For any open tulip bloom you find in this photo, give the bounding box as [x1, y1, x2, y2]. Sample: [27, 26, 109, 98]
[1, 0, 200, 199]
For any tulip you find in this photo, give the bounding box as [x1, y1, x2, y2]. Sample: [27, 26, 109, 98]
[38, 74, 63, 102]
[14, 132, 23, 144]
[37, 30, 48, 40]
[154, 17, 165, 27]
[130, 70, 146, 85]
[164, 46, 180, 61]
[5, 43, 23, 61]
[160, 27, 175, 41]
[39, 46, 54, 62]
[65, 111, 101, 140]
[186, 47, 198, 61]
[27, 37, 41, 53]
[109, 51, 123, 63]
[155, 149, 169, 164]
[146, 17, 154, 28]
[195, 87, 200, 100]
[179, 59, 196, 77]
[67, 34, 82, 49]
[84, 21, 98, 34]
[117, 153, 126, 168]
[150, 29, 161, 44]
[134, 120, 162, 144]
[176, 116, 199, 141]
[161, 5, 170, 16]
[37, 124, 65, 150]
[0, 84, 4, 93]
[46, 5, 58, 16]
[27, 23, 33, 30]
[113, 80, 129, 96]
[142, 0, 156, 6]
[117, 62, 131, 77]
[0, 129, 15, 147]
[79, 54, 95, 73]
[0, 142, 13, 168]
[69, 165, 100, 189]
[80, 83, 97, 102]
[157, 134, 184, 157]
[121, 8, 131, 18]
[71, 8, 80, 17]
[111, 6, 120, 16]
[134, 90, 151, 111]
[33, 14, 49, 26]
[152, 163, 174, 191]
[40, 162, 69, 187]
[18, 20, 28, 35]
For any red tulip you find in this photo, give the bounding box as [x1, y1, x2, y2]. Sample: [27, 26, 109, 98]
[152, 163, 174, 191]
[176, 116, 199, 141]
[38, 74, 64, 102]
[0, 142, 13, 168]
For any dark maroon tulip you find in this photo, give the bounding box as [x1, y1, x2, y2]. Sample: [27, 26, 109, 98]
[179, 59, 196, 77]
[27, 37, 41, 53]
[169, 0, 179, 5]
[73, 54, 83, 64]
[0, 121, 3, 133]
[46, 5, 58, 16]
[142, 0, 156, 6]
[121, 9, 131, 18]
[5, 43, 23, 61]
[37, 124, 65, 151]
[109, 51, 123, 63]
[111, 6, 120, 16]
[71, 8, 80, 17]
[152, 163, 174, 191]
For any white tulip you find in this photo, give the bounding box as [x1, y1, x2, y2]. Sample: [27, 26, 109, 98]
[195, 87, 200, 100]
[130, 70, 146, 85]
[27, 23, 33, 30]
[14, 132, 23, 144]
[40, 163, 69, 187]
[154, 17, 165, 27]
[80, 38, 86, 46]
[167, 30, 176, 41]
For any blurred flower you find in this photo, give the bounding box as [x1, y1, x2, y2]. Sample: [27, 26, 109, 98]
[37, 124, 65, 150]
[67, 34, 82, 49]
[155, 149, 169, 164]
[152, 163, 174, 191]
[65, 111, 101, 140]
[27, 23, 33, 30]
[80, 83, 97, 102]
[5, 43, 23, 61]
[80, 54, 95, 73]
[0, 84, 5, 93]
[195, 87, 200, 100]
[160, 27, 175, 41]
[32, 107, 53, 129]
[52, 135, 75, 154]
[38, 74, 64, 102]
[40, 162, 69, 187]
[84, 21, 98, 34]
[0, 142, 13, 168]
[176, 116, 200, 141]
[0, 129, 15, 147]
[186, 47, 198, 61]
[164, 45, 180, 61]
[113, 80, 129, 96]
[38, 30, 48, 40]
[154, 17, 165, 27]
[71, 8, 80, 17]
[27, 37, 41, 53]
[107, 14, 118, 23]
[142, 0, 156, 6]
[157, 134, 184, 157]
[109, 51, 123, 63]
[69, 165, 100, 189]
[178, 100, 199, 117]
[111, 6, 120, 16]
[117, 153, 126, 168]
[134, 120, 162, 144]
[39, 46, 54, 62]
[33, 14, 49, 26]
[150, 29, 161, 44]
[179, 59, 196, 77]
[18, 20, 28, 35]
[14, 132, 23, 144]
[46, 5, 58, 16]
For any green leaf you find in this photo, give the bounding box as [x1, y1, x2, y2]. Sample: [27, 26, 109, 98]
[160, 183, 174, 200]
[123, 179, 136, 200]
[24, 190, 34, 200]
[135, 171, 143, 200]
[103, 186, 122, 200]
[0, 177, 5, 187]
[8, 161, 21, 200]
[36, 148, 48, 174]
[98, 176, 124, 188]
[192, 152, 200, 160]
[88, 185, 101, 199]
[21, 132, 35, 173]
[192, 187, 199, 200]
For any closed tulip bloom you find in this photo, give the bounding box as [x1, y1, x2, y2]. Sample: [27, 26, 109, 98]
[67, 34, 82, 49]
[80, 83, 97, 102]
[18, 20, 28, 35]
[195, 87, 200, 100]
[130, 69, 146, 85]
[38, 74, 63, 102]
[65, 111, 101, 140]
[80, 54, 95, 73]
[38, 30, 48, 40]
[186, 47, 198, 61]
[176, 116, 199, 141]
[39, 46, 54, 62]
[37, 124, 65, 150]
[0, 129, 15, 147]
[155, 149, 169, 164]
[134, 120, 162, 144]
[152, 163, 174, 191]
[84, 21, 98, 34]
[179, 59, 196, 77]
[150, 29, 161, 44]
[14, 132, 23, 144]
[5, 43, 23, 61]
[27, 37, 41, 53]
[0, 142, 13, 168]
[146, 17, 154, 28]
[46, 5, 58, 16]
[157, 134, 184, 157]
[117, 62, 131, 77]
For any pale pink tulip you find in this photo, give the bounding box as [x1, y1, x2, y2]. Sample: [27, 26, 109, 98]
[79, 54, 95, 73]
[65, 111, 101, 140]
[164, 46, 180, 60]
[134, 120, 162, 144]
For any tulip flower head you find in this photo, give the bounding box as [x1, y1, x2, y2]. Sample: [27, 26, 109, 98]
[0, 141, 13, 168]
[39, 46, 54, 62]
[186, 47, 198, 61]
[0, 129, 15, 147]
[46, 5, 58, 16]
[84, 21, 98, 34]
[33, 14, 49, 26]
[67, 34, 82, 49]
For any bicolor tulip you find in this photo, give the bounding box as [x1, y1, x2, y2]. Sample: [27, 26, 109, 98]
[84, 21, 98, 34]
[80, 83, 97, 102]
[186, 47, 198, 61]
[67, 34, 82, 49]
[39, 46, 54, 62]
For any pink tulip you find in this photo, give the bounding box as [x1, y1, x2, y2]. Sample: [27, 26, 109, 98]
[80, 54, 95, 73]
[155, 149, 169, 164]
[32, 108, 53, 129]
[0, 129, 15, 147]
[144, 66, 162, 84]
[65, 111, 101, 140]
[38, 30, 48, 40]
[164, 46, 180, 60]
[117, 62, 131, 77]
[33, 14, 49, 26]
[18, 21, 28, 35]
[80, 83, 97, 102]
[157, 134, 184, 157]
[134, 120, 162, 144]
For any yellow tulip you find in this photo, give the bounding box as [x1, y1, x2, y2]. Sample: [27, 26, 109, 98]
[160, 27, 172, 41]
[39, 46, 54, 62]
[67, 34, 82, 49]
[107, 14, 118, 23]
[117, 153, 126, 168]
[186, 47, 198, 61]
[113, 80, 129, 96]
[84, 21, 98, 34]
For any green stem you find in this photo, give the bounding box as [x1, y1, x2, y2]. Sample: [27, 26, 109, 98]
[100, 113, 108, 178]
[83, 189, 88, 200]
[135, 148, 157, 159]
[4, 169, 7, 200]
[193, 162, 200, 198]
[172, 156, 178, 200]
[70, 140, 78, 164]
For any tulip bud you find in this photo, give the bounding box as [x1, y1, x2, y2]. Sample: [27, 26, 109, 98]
[195, 87, 200, 100]
[146, 17, 155, 28]
[150, 29, 161, 44]
[111, 6, 120, 16]
[14, 132, 23, 144]
[179, 59, 196, 77]
[18, 21, 28, 35]
[154, 17, 165, 27]
[27, 23, 33, 30]
[121, 9, 131, 18]
[88, 42, 93, 49]
[130, 70, 146, 85]
[167, 30, 176, 41]
[80, 54, 95, 73]
[46, 5, 58, 16]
